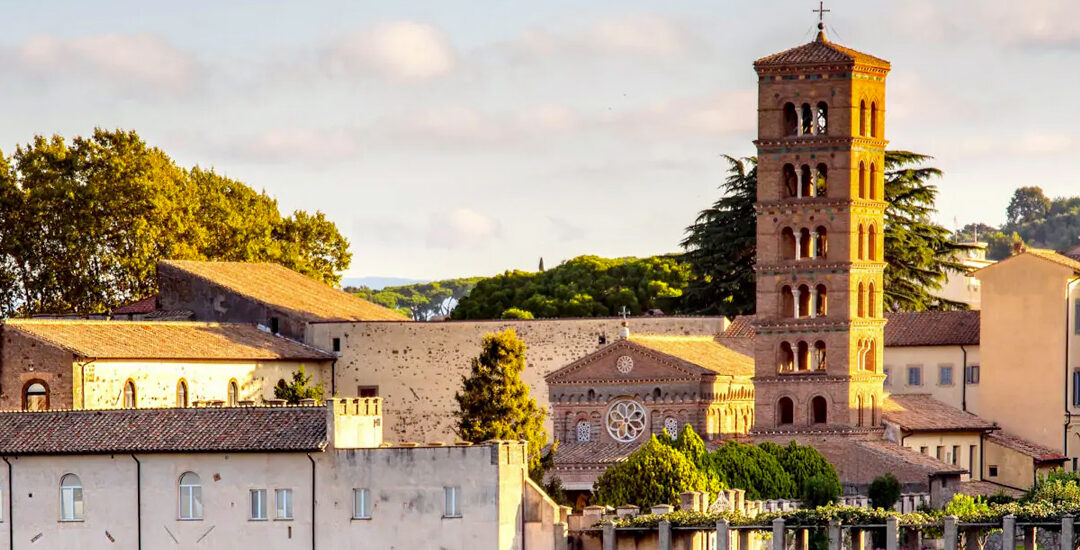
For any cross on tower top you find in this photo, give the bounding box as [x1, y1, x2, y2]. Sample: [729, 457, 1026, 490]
[618, 306, 630, 321]
[813, 1, 830, 27]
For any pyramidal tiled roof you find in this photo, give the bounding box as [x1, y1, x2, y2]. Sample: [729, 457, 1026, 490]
[755, 31, 890, 70]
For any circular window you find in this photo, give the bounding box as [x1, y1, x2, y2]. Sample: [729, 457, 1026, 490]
[615, 355, 634, 374]
[606, 399, 647, 443]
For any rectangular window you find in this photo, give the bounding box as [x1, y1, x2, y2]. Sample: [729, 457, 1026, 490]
[270, 317, 280, 334]
[966, 365, 980, 385]
[60, 487, 83, 522]
[1075, 300, 1080, 334]
[988, 465, 999, 477]
[358, 386, 379, 398]
[332, 338, 341, 353]
[969, 445, 977, 476]
[907, 366, 922, 386]
[951, 445, 959, 465]
[275, 489, 293, 520]
[353, 488, 371, 519]
[919, 446, 928, 455]
[939, 366, 953, 386]
[444, 487, 462, 518]
[883, 367, 891, 387]
[250, 489, 268, 520]
[1074, 371, 1080, 407]
[936, 446, 944, 461]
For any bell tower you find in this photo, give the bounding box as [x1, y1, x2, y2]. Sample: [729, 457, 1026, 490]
[750, 22, 890, 431]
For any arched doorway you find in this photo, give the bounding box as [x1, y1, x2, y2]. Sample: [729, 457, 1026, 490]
[777, 397, 794, 426]
[811, 396, 828, 424]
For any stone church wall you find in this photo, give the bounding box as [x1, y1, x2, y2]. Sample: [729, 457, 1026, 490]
[0, 327, 76, 409]
[306, 317, 728, 442]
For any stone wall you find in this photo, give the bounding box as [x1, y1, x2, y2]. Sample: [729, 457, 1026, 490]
[0, 327, 76, 409]
[306, 317, 728, 442]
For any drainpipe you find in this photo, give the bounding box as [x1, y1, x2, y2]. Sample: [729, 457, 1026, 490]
[131, 455, 141, 550]
[960, 345, 969, 412]
[3, 457, 12, 550]
[307, 454, 316, 550]
[1065, 278, 1079, 460]
[330, 359, 336, 397]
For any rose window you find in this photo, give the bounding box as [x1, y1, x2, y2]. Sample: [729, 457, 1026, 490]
[615, 355, 634, 374]
[606, 399, 647, 443]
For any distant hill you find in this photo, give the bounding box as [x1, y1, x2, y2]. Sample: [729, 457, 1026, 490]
[342, 277, 428, 290]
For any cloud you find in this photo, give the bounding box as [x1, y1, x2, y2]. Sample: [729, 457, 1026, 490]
[228, 127, 361, 163]
[327, 21, 457, 81]
[891, 0, 1080, 48]
[426, 208, 501, 249]
[513, 13, 703, 59]
[547, 216, 585, 242]
[607, 90, 756, 139]
[515, 104, 579, 133]
[16, 33, 197, 92]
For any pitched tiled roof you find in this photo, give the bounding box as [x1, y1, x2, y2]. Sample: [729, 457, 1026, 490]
[715, 316, 756, 356]
[957, 480, 1023, 500]
[5, 319, 333, 361]
[553, 441, 645, 466]
[884, 311, 980, 347]
[754, 33, 891, 70]
[1065, 245, 1080, 262]
[882, 394, 996, 432]
[1026, 249, 1080, 274]
[628, 335, 754, 377]
[160, 260, 410, 322]
[112, 295, 158, 315]
[0, 406, 327, 455]
[986, 431, 1068, 464]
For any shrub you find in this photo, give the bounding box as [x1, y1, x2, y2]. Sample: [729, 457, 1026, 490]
[500, 308, 534, 319]
[761, 441, 841, 501]
[801, 473, 841, 508]
[868, 473, 902, 510]
[594, 435, 711, 509]
[708, 441, 796, 500]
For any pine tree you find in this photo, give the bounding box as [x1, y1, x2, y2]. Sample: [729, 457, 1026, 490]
[454, 329, 549, 480]
[538, 257, 545, 272]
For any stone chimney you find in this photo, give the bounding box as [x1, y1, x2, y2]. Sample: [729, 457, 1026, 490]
[326, 397, 383, 449]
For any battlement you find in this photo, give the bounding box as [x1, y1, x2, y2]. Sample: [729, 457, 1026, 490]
[326, 397, 383, 449]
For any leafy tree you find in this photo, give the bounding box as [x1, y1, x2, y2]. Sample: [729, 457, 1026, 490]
[501, 308, 535, 319]
[868, 473, 902, 510]
[955, 222, 998, 243]
[454, 330, 549, 481]
[274, 365, 325, 404]
[452, 255, 690, 319]
[1007, 186, 1051, 226]
[349, 277, 482, 320]
[1024, 469, 1080, 503]
[593, 435, 711, 509]
[801, 473, 841, 508]
[708, 441, 795, 500]
[759, 441, 839, 498]
[680, 156, 757, 316]
[983, 231, 1025, 261]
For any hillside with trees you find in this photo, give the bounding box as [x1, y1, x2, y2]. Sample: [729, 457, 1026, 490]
[957, 186, 1080, 260]
[348, 277, 483, 320]
[0, 129, 351, 317]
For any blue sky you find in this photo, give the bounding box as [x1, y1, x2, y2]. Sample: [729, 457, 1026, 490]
[2, 0, 1078, 279]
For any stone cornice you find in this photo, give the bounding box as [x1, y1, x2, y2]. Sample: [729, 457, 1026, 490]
[754, 261, 886, 274]
[755, 198, 887, 214]
[753, 136, 888, 152]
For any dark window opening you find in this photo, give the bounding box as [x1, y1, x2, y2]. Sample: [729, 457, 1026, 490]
[810, 396, 827, 424]
[332, 338, 341, 353]
[777, 397, 794, 426]
[358, 386, 379, 398]
[270, 317, 280, 334]
[988, 465, 999, 477]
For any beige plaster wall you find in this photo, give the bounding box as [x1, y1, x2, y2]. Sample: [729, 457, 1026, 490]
[983, 438, 1037, 491]
[883, 345, 979, 410]
[306, 317, 728, 442]
[76, 359, 330, 409]
[900, 431, 981, 481]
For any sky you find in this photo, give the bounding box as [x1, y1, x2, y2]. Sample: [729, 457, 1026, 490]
[2, 0, 1079, 280]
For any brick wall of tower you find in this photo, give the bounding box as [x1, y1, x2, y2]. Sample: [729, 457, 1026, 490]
[750, 46, 889, 431]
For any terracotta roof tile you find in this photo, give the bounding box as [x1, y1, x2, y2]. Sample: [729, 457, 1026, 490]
[882, 394, 996, 432]
[754, 35, 890, 70]
[957, 480, 1023, 499]
[628, 335, 754, 377]
[0, 406, 327, 455]
[160, 260, 410, 322]
[986, 431, 1068, 464]
[883, 311, 980, 347]
[111, 295, 157, 315]
[5, 319, 333, 361]
[553, 441, 645, 466]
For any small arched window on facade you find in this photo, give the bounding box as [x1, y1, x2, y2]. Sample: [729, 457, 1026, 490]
[783, 164, 798, 197]
[859, 101, 867, 136]
[777, 397, 794, 426]
[869, 225, 878, 261]
[779, 342, 795, 372]
[796, 341, 811, 371]
[664, 417, 679, 439]
[858, 162, 867, 199]
[781, 285, 794, 317]
[870, 102, 878, 137]
[869, 163, 878, 200]
[815, 226, 828, 259]
[177, 380, 188, 408]
[867, 339, 878, 372]
[811, 396, 828, 424]
[783, 103, 798, 136]
[123, 380, 136, 409]
[801, 103, 813, 135]
[869, 282, 878, 317]
[858, 283, 867, 317]
[797, 284, 811, 317]
[60, 474, 84, 522]
[814, 341, 827, 371]
[815, 284, 828, 317]
[781, 228, 797, 260]
[587, 389, 596, 402]
[799, 229, 812, 260]
[815, 163, 828, 197]
[228, 380, 239, 407]
[179, 472, 203, 520]
[816, 102, 828, 135]
[800, 165, 813, 197]
[576, 420, 591, 443]
[24, 381, 48, 411]
[858, 225, 866, 259]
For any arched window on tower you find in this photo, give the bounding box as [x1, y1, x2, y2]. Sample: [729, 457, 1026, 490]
[856, 395, 864, 426]
[779, 342, 795, 372]
[871, 395, 878, 426]
[800, 165, 813, 197]
[870, 102, 878, 137]
[859, 100, 867, 136]
[858, 282, 867, 317]
[781, 228, 797, 260]
[811, 396, 828, 424]
[815, 284, 828, 316]
[799, 228, 812, 259]
[816, 102, 828, 135]
[867, 339, 878, 372]
[858, 162, 867, 199]
[798, 284, 811, 317]
[783, 164, 798, 197]
[870, 163, 878, 200]
[814, 341, 827, 371]
[815, 164, 828, 197]
[858, 225, 866, 259]
[869, 225, 878, 261]
[777, 397, 794, 426]
[797, 341, 811, 371]
[783, 103, 798, 136]
[801, 103, 813, 135]
[869, 282, 878, 317]
[815, 226, 828, 259]
[781, 285, 794, 317]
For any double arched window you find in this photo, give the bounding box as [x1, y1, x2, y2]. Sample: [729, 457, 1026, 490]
[60, 474, 84, 522]
[782, 102, 829, 136]
[781, 163, 828, 198]
[179, 472, 203, 520]
[777, 341, 827, 372]
[780, 283, 828, 318]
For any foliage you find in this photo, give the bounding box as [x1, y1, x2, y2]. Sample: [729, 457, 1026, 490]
[348, 277, 483, 321]
[944, 494, 991, 518]
[868, 473, 902, 510]
[501, 307, 535, 319]
[453, 329, 548, 481]
[1007, 186, 1052, 226]
[759, 441, 840, 500]
[0, 129, 351, 317]
[708, 441, 796, 500]
[593, 435, 711, 509]
[801, 473, 841, 508]
[451, 255, 690, 319]
[680, 155, 758, 316]
[1024, 469, 1080, 504]
[273, 366, 325, 404]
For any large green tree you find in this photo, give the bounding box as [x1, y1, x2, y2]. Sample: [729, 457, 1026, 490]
[454, 329, 549, 481]
[680, 156, 757, 316]
[0, 129, 351, 316]
[350, 277, 483, 321]
[1006, 186, 1052, 227]
[593, 435, 711, 509]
